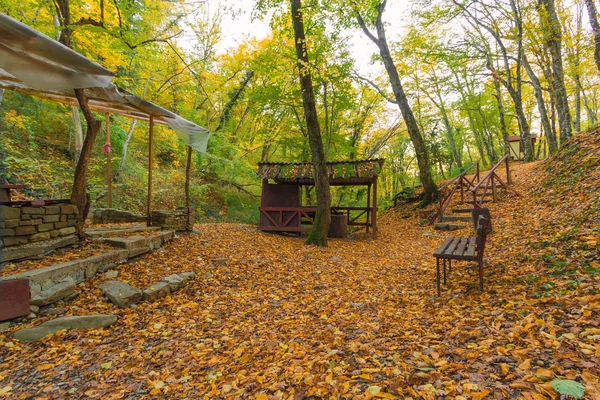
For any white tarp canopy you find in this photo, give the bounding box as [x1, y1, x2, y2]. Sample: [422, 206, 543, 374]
[0, 12, 210, 152]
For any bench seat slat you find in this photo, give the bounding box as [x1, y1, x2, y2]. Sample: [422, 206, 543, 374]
[433, 235, 455, 257]
[444, 237, 462, 256]
[464, 237, 476, 258]
[455, 237, 469, 257]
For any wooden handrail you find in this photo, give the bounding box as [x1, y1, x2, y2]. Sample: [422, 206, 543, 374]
[471, 154, 518, 208]
[437, 160, 480, 192]
[471, 154, 509, 194]
[429, 160, 480, 224]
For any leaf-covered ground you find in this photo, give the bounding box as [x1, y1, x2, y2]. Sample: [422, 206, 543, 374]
[0, 132, 599, 399]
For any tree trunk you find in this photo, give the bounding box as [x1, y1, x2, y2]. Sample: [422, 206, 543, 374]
[71, 106, 84, 161]
[290, 0, 331, 246]
[522, 55, 557, 153]
[492, 78, 510, 155]
[539, 0, 572, 143]
[357, 1, 437, 203]
[114, 120, 136, 183]
[71, 89, 102, 237]
[582, 89, 597, 126]
[0, 89, 4, 106]
[217, 70, 254, 133]
[431, 74, 462, 169]
[584, 0, 600, 75]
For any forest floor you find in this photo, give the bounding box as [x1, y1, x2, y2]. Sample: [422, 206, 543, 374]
[0, 131, 599, 399]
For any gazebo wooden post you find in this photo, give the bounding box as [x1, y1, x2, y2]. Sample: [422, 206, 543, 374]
[372, 178, 378, 238]
[105, 113, 112, 208]
[366, 183, 371, 234]
[147, 116, 154, 226]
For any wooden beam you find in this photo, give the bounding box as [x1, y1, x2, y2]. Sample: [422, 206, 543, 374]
[366, 183, 371, 234]
[372, 178, 378, 238]
[105, 113, 112, 208]
[147, 116, 154, 226]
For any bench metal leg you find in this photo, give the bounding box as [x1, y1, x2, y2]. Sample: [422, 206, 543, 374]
[436, 258, 441, 296]
[443, 259, 447, 285]
[479, 258, 484, 292]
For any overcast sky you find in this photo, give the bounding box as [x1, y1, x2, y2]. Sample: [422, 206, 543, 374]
[203, 0, 414, 76]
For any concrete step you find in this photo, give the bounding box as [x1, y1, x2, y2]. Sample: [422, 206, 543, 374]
[441, 215, 472, 223]
[434, 223, 464, 231]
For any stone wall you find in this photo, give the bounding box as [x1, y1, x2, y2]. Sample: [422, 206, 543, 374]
[0, 203, 78, 247]
[89, 208, 146, 224]
[0, 202, 79, 262]
[151, 208, 194, 231]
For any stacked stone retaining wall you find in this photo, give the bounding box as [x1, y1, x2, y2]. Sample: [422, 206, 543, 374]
[0, 203, 78, 262]
[151, 208, 194, 231]
[89, 208, 146, 224]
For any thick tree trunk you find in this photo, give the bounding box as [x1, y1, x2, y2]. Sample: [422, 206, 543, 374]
[71, 89, 102, 237]
[584, 0, 600, 75]
[290, 0, 331, 246]
[510, 0, 534, 161]
[357, 1, 437, 203]
[71, 106, 84, 161]
[522, 56, 557, 153]
[539, 0, 572, 143]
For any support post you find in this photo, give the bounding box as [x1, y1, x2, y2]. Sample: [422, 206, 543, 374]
[492, 175, 497, 202]
[105, 113, 112, 208]
[185, 145, 192, 209]
[505, 156, 511, 185]
[185, 145, 193, 230]
[366, 183, 371, 234]
[476, 162, 480, 182]
[372, 178, 378, 238]
[147, 116, 154, 226]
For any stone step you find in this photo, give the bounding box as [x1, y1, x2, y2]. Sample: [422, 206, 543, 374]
[441, 215, 472, 223]
[102, 231, 175, 254]
[0, 231, 176, 308]
[85, 226, 160, 238]
[464, 199, 491, 204]
[452, 208, 476, 214]
[434, 223, 464, 231]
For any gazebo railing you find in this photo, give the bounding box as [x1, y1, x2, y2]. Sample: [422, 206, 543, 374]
[258, 206, 373, 232]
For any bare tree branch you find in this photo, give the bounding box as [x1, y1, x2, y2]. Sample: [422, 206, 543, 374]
[352, 71, 397, 104]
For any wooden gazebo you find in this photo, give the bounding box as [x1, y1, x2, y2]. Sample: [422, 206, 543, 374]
[257, 159, 384, 238]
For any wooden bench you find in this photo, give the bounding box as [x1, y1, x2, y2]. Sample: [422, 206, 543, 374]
[433, 213, 490, 296]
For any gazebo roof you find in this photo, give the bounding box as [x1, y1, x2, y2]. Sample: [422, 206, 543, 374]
[257, 159, 384, 186]
[0, 12, 210, 152]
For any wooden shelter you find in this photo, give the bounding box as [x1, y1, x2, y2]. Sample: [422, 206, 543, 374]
[508, 135, 537, 160]
[0, 12, 209, 226]
[257, 159, 384, 238]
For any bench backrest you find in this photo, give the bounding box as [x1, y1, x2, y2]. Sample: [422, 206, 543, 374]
[472, 207, 492, 233]
[475, 215, 489, 258]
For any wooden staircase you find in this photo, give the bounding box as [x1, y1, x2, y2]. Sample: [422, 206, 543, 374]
[432, 155, 517, 231]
